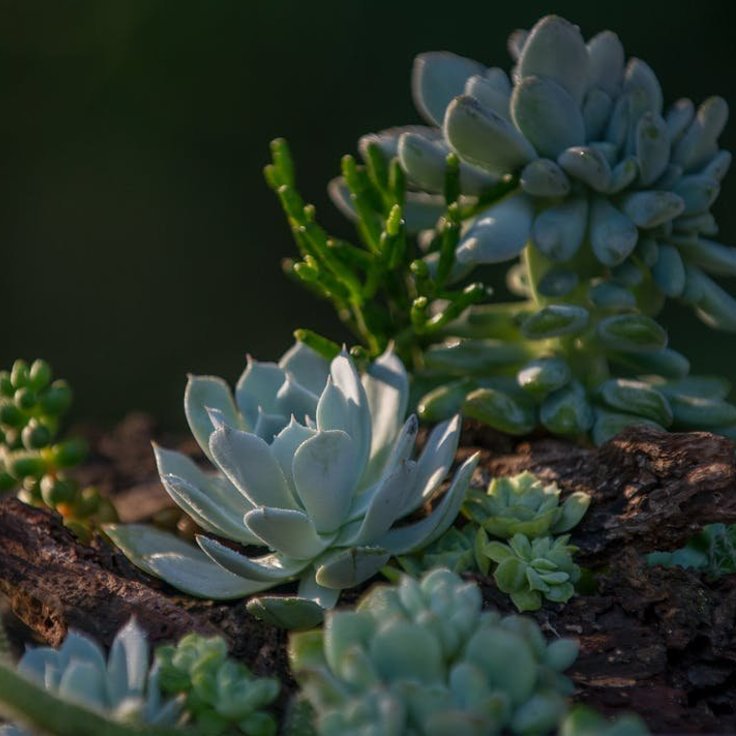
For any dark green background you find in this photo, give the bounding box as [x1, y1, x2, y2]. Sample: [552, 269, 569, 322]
[2, 0, 735, 427]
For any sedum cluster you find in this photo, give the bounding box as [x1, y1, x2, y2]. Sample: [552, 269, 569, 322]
[272, 14, 736, 444]
[155, 633, 279, 736]
[289, 568, 579, 736]
[0, 359, 115, 531]
[0, 619, 182, 736]
[107, 340, 478, 628]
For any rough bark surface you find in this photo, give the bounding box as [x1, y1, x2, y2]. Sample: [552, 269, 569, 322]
[1, 420, 735, 733]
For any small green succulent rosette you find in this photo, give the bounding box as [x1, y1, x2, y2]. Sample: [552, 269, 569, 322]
[289, 568, 579, 736]
[156, 634, 279, 736]
[560, 705, 650, 736]
[0, 619, 183, 736]
[464, 471, 590, 539]
[479, 532, 581, 612]
[106, 341, 478, 629]
[344, 14, 736, 443]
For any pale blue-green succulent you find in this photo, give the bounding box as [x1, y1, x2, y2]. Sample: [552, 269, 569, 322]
[107, 344, 478, 628]
[289, 568, 579, 735]
[0, 619, 182, 736]
[479, 532, 581, 612]
[464, 471, 590, 539]
[156, 633, 279, 736]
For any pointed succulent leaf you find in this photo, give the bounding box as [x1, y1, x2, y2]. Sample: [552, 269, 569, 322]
[247, 596, 327, 630]
[553, 493, 591, 534]
[244, 507, 336, 560]
[590, 197, 638, 266]
[620, 191, 684, 229]
[235, 359, 285, 429]
[278, 340, 331, 397]
[597, 314, 667, 352]
[511, 76, 586, 158]
[521, 305, 589, 339]
[315, 547, 392, 589]
[444, 96, 536, 174]
[185, 376, 242, 460]
[599, 379, 673, 426]
[464, 74, 511, 120]
[106, 619, 148, 705]
[412, 51, 487, 127]
[463, 388, 535, 435]
[558, 146, 611, 191]
[456, 195, 534, 264]
[270, 418, 318, 493]
[520, 158, 570, 197]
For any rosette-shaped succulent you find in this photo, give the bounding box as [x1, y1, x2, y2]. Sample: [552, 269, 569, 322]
[107, 344, 478, 628]
[156, 634, 279, 736]
[561, 706, 649, 736]
[341, 15, 736, 443]
[479, 532, 581, 612]
[0, 619, 182, 736]
[464, 471, 590, 539]
[289, 568, 579, 735]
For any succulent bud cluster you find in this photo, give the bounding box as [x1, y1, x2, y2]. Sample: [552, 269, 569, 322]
[107, 341, 478, 628]
[156, 633, 279, 736]
[289, 568, 579, 735]
[0, 359, 115, 529]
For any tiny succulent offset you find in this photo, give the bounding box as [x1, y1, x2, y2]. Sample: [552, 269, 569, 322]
[272, 14, 736, 444]
[479, 532, 581, 612]
[289, 568, 580, 735]
[107, 340, 479, 628]
[155, 633, 279, 736]
[0, 359, 115, 530]
[464, 471, 590, 539]
[647, 522, 736, 578]
[0, 619, 182, 735]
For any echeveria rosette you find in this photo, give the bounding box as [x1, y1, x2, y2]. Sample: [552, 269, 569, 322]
[289, 568, 579, 736]
[107, 346, 479, 629]
[479, 532, 581, 612]
[464, 470, 590, 539]
[0, 619, 183, 736]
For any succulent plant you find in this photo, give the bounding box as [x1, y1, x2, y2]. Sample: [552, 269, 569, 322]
[647, 522, 736, 578]
[289, 567, 579, 735]
[0, 619, 182, 736]
[479, 532, 581, 612]
[464, 471, 590, 539]
[0, 359, 115, 530]
[155, 633, 279, 736]
[560, 705, 649, 736]
[106, 342, 479, 628]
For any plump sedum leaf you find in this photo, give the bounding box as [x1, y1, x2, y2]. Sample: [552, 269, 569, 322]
[106, 340, 479, 628]
[289, 568, 579, 735]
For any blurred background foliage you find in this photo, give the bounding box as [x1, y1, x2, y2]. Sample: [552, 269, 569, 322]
[1, 0, 735, 428]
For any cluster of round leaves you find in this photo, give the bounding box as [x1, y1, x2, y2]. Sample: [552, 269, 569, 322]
[155, 634, 280, 736]
[393, 472, 590, 612]
[0, 359, 115, 530]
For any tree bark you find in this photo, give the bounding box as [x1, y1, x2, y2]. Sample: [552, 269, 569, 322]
[1, 424, 735, 733]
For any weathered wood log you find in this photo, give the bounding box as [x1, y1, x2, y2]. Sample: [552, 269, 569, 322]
[0, 424, 735, 733]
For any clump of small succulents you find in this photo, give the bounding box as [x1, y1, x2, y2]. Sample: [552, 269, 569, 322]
[648, 522, 736, 578]
[289, 568, 580, 735]
[155, 633, 279, 736]
[107, 340, 479, 628]
[0, 619, 183, 736]
[0, 359, 115, 531]
[271, 15, 736, 444]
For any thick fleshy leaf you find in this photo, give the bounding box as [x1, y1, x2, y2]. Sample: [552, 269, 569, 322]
[672, 175, 720, 215]
[361, 348, 410, 483]
[412, 51, 486, 126]
[520, 158, 570, 197]
[608, 157, 638, 193]
[636, 112, 670, 185]
[672, 96, 729, 170]
[517, 15, 589, 104]
[652, 243, 686, 297]
[693, 271, 736, 331]
[246, 595, 327, 629]
[531, 196, 588, 262]
[592, 409, 663, 445]
[521, 304, 589, 339]
[512, 76, 586, 158]
[582, 89, 613, 141]
[666, 98, 695, 141]
[244, 507, 335, 560]
[588, 281, 636, 310]
[587, 31, 624, 97]
[270, 418, 317, 494]
[620, 191, 684, 229]
[463, 388, 536, 435]
[517, 357, 571, 396]
[234, 359, 285, 428]
[444, 95, 536, 175]
[675, 237, 736, 276]
[557, 146, 611, 191]
[599, 379, 673, 426]
[597, 314, 667, 352]
[57, 661, 106, 710]
[623, 58, 663, 114]
[315, 547, 391, 589]
[104, 525, 270, 599]
[196, 535, 307, 582]
[292, 430, 357, 533]
[209, 425, 296, 510]
[537, 268, 578, 297]
[701, 150, 732, 182]
[464, 74, 511, 120]
[456, 195, 534, 265]
[540, 382, 594, 436]
[375, 454, 479, 555]
[590, 197, 638, 266]
[107, 619, 148, 704]
[153, 445, 257, 540]
[275, 376, 319, 427]
[609, 347, 689, 379]
[185, 375, 243, 460]
[278, 340, 330, 396]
